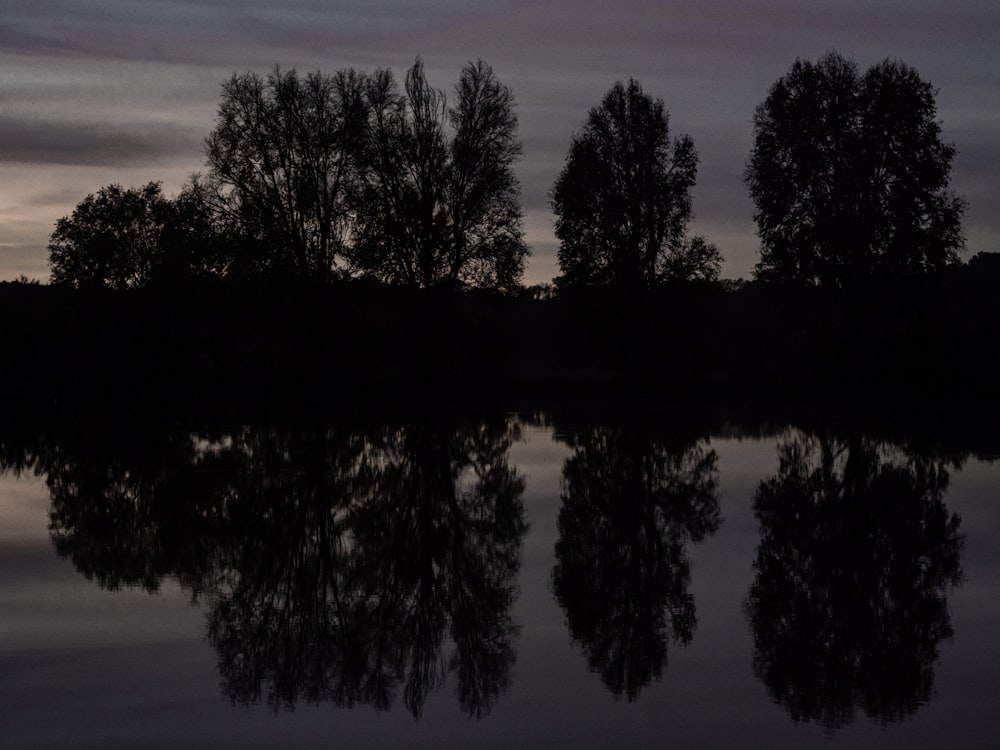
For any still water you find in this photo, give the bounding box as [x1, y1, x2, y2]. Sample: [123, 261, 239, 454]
[1, 409, 998, 748]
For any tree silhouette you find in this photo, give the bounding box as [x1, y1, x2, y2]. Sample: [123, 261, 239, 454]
[48, 181, 227, 289]
[551, 79, 720, 291]
[746, 432, 964, 730]
[48, 182, 165, 289]
[205, 67, 368, 280]
[157, 179, 234, 281]
[552, 424, 720, 699]
[50, 59, 528, 291]
[746, 51, 965, 292]
[349, 59, 528, 292]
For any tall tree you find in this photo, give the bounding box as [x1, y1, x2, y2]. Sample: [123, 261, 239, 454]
[746, 51, 966, 291]
[349, 59, 528, 292]
[205, 67, 367, 280]
[551, 79, 719, 291]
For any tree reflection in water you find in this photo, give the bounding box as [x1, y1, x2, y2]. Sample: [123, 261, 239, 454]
[43, 421, 225, 593]
[552, 424, 721, 700]
[34, 417, 526, 718]
[17, 413, 969, 724]
[746, 432, 964, 730]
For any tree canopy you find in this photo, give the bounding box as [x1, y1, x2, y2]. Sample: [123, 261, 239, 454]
[48, 60, 529, 293]
[746, 51, 966, 291]
[48, 182, 224, 289]
[48, 52, 973, 301]
[551, 79, 720, 291]
[205, 66, 368, 281]
[348, 59, 528, 292]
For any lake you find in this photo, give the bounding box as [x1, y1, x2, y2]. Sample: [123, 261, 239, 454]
[1, 406, 998, 748]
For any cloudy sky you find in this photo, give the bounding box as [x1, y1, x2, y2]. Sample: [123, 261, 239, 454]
[2, 0, 998, 283]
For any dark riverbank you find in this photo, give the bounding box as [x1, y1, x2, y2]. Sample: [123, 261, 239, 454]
[2, 259, 999, 405]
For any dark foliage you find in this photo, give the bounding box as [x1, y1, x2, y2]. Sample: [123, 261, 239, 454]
[552, 79, 720, 291]
[205, 67, 368, 280]
[8, 259, 1000, 400]
[48, 182, 225, 289]
[746, 51, 965, 293]
[52, 59, 527, 293]
[349, 59, 528, 291]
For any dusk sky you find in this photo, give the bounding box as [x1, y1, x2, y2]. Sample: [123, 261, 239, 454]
[2, 0, 998, 284]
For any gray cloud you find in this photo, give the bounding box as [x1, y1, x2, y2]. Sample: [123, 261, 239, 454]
[0, 116, 203, 167]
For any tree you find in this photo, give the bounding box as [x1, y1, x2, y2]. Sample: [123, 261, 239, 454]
[661, 235, 723, 283]
[746, 51, 966, 291]
[205, 67, 368, 280]
[551, 79, 719, 291]
[349, 59, 529, 292]
[49, 182, 164, 289]
[48, 182, 221, 289]
[157, 179, 232, 281]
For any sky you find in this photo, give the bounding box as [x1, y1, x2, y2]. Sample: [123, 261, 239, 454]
[2, 0, 998, 284]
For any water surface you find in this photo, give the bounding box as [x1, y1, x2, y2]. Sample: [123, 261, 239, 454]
[1, 410, 997, 748]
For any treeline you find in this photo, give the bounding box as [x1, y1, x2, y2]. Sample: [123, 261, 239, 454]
[4, 253, 1000, 399]
[45, 51, 970, 299]
[20, 51, 996, 398]
[49, 59, 528, 292]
